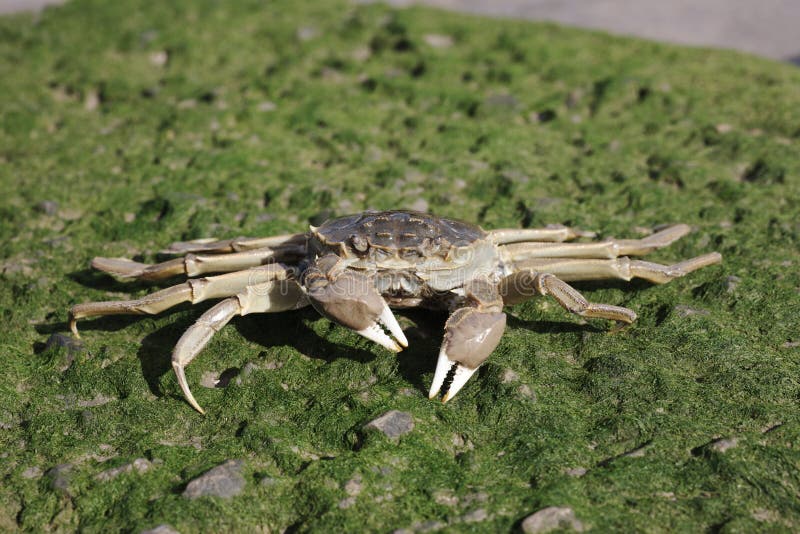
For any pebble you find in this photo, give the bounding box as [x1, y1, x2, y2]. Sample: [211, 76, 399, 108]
[423, 34, 453, 48]
[565, 467, 587, 477]
[725, 275, 741, 292]
[364, 410, 414, 438]
[95, 458, 152, 482]
[46, 463, 73, 495]
[44, 333, 83, 370]
[36, 200, 59, 215]
[521, 506, 584, 533]
[462, 508, 488, 523]
[182, 459, 245, 499]
[140, 525, 180, 534]
[710, 437, 739, 453]
[21, 466, 42, 479]
[673, 305, 710, 318]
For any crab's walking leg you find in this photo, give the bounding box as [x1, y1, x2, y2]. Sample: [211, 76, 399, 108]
[489, 225, 596, 244]
[508, 252, 722, 284]
[172, 277, 307, 413]
[429, 278, 507, 403]
[499, 224, 692, 262]
[501, 271, 637, 325]
[163, 232, 307, 254]
[91, 244, 306, 281]
[69, 264, 296, 336]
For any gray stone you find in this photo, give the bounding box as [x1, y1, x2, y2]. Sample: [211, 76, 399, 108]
[45, 463, 73, 494]
[95, 458, 152, 482]
[484, 93, 519, 111]
[44, 333, 83, 370]
[77, 394, 116, 408]
[726, 275, 742, 292]
[565, 467, 587, 477]
[140, 525, 180, 534]
[21, 466, 42, 479]
[462, 508, 488, 522]
[521, 506, 584, 533]
[673, 305, 710, 318]
[710, 437, 739, 453]
[182, 459, 245, 499]
[364, 410, 414, 438]
[423, 33, 453, 48]
[36, 200, 59, 215]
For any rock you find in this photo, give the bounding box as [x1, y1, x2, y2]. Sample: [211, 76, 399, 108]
[673, 305, 710, 318]
[182, 460, 245, 499]
[502, 368, 519, 383]
[565, 467, 587, 477]
[77, 394, 116, 408]
[44, 333, 83, 370]
[364, 411, 414, 438]
[423, 34, 453, 48]
[149, 51, 168, 67]
[521, 506, 584, 533]
[484, 93, 518, 111]
[141, 525, 180, 534]
[462, 508, 488, 523]
[710, 437, 739, 453]
[433, 489, 458, 507]
[36, 200, 59, 215]
[21, 466, 42, 479]
[95, 458, 152, 482]
[46, 463, 73, 495]
[725, 275, 741, 292]
[344, 474, 363, 496]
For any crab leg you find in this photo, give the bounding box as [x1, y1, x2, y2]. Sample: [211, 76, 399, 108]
[172, 277, 307, 414]
[500, 271, 637, 324]
[506, 253, 722, 284]
[499, 224, 691, 262]
[69, 264, 297, 336]
[163, 232, 307, 254]
[91, 244, 306, 282]
[489, 224, 595, 244]
[429, 278, 507, 403]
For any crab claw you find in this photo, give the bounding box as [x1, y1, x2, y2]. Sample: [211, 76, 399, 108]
[429, 308, 506, 402]
[305, 258, 407, 352]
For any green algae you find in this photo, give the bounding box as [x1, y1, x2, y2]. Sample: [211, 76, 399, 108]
[1, 0, 799, 531]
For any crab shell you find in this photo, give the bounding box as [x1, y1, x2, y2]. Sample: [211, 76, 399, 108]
[309, 210, 501, 300]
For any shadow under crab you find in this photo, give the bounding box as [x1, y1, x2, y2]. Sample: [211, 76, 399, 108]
[69, 210, 721, 413]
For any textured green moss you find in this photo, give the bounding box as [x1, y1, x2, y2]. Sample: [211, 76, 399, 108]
[1, 0, 799, 531]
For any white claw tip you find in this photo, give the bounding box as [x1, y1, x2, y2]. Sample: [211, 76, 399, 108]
[173, 362, 206, 414]
[357, 324, 402, 353]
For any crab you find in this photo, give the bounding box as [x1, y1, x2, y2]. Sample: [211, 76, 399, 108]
[69, 210, 721, 413]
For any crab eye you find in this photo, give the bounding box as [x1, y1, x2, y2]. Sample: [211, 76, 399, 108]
[350, 234, 369, 252]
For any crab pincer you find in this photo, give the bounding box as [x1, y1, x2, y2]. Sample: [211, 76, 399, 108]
[429, 278, 507, 402]
[304, 254, 408, 352]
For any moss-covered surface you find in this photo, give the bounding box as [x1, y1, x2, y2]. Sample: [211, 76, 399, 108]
[2, 0, 799, 531]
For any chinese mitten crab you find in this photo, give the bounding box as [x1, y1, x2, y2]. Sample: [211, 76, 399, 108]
[69, 210, 721, 413]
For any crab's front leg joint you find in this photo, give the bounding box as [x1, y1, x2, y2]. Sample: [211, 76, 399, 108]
[430, 278, 507, 403]
[304, 255, 407, 352]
